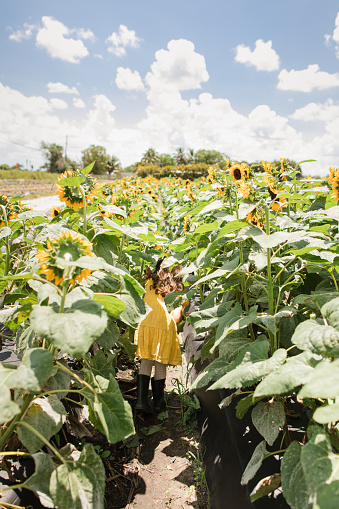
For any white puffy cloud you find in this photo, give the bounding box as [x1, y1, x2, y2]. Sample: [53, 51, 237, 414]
[290, 99, 339, 122]
[325, 12, 339, 59]
[277, 64, 339, 92]
[73, 98, 86, 108]
[9, 23, 36, 42]
[235, 39, 280, 71]
[115, 67, 145, 91]
[106, 25, 140, 57]
[47, 82, 79, 95]
[2, 35, 339, 177]
[49, 98, 68, 110]
[145, 39, 209, 99]
[75, 28, 95, 41]
[36, 16, 89, 63]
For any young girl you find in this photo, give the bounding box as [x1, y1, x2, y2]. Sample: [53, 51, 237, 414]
[134, 259, 184, 414]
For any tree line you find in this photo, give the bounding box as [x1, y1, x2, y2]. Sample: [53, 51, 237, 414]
[1, 142, 301, 177]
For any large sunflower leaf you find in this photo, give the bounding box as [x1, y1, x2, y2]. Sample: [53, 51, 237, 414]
[281, 441, 312, 509]
[30, 300, 107, 358]
[49, 443, 105, 509]
[83, 374, 134, 444]
[17, 395, 66, 453]
[291, 320, 339, 357]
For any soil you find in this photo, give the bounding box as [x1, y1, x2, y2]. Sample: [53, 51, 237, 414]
[76, 364, 210, 509]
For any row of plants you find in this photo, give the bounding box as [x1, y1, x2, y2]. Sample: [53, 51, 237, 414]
[135, 162, 218, 179]
[0, 159, 338, 508]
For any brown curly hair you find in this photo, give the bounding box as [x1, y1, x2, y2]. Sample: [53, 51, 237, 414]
[144, 258, 183, 297]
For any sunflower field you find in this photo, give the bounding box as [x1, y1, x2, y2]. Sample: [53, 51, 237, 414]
[1, 158, 339, 508]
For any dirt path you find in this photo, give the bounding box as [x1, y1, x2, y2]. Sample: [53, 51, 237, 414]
[104, 365, 209, 509]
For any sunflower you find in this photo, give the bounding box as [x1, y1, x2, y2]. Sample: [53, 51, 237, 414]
[36, 230, 94, 286]
[246, 210, 262, 227]
[330, 169, 339, 203]
[328, 167, 338, 187]
[183, 215, 190, 234]
[207, 166, 215, 183]
[237, 181, 251, 199]
[229, 164, 248, 181]
[51, 206, 59, 218]
[56, 170, 98, 210]
[262, 160, 273, 175]
[0, 196, 27, 226]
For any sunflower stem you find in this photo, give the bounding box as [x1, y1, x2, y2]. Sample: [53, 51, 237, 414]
[265, 205, 276, 352]
[59, 283, 69, 313]
[0, 204, 11, 277]
[234, 189, 255, 341]
[79, 185, 87, 236]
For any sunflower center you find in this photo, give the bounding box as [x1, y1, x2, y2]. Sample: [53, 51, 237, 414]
[234, 169, 242, 180]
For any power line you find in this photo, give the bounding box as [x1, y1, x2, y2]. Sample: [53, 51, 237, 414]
[0, 134, 41, 152]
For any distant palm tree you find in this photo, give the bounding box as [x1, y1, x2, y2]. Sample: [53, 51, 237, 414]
[187, 148, 195, 163]
[141, 148, 160, 165]
[174, 147, 187, 165]
[107, 155, 122, 179]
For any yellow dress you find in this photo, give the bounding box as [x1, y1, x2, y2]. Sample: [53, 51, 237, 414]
[134, 279, 182, 366]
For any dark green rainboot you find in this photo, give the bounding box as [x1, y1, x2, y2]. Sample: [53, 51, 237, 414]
[135, 375, 153, 414]
[151, 377, 166, 412]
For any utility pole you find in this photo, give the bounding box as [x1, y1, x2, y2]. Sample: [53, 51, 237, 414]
[65, 135, 68, 159]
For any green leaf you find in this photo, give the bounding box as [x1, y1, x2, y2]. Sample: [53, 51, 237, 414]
[250, 474, 281, 503]
[82, 161, 95, 175]
[86, 349, 117, 379]
[236, 394, 262, 419]
[298, 359, 339, 399]
[209, 341, 286, 390]
[251, 401, 285, 446]
[212, 303, 258, 352]
[0, 385, 20, 424]
[96, 318, 120, 349]
[23, 452, 56, 508]
[17, 395, 66, 453]
[116, 275, 151, 327]
[191, 355, 231, 389]
[193, 221, 219, 235]
[216, 219, 247, 239]
[241, 441, 268, 485]
[249, 228, 295, 249]
[322, 296, 339, 331]
[301, 427, 339, 506]
[49, 443, 105, 509]
[43, 361, 71, 400]
[141, 424, 163, 435]
[56, 175, 84, 187]
[281, 441, 312, 509]
[118, 333, 137, 359]
[84, 374, 134, 444]
[218, 329, 251, 363]
[13, 347, 54, 392]
[197, 199, 225, 216]
[313, 402, 339, 424]
[291, 320, 339, 357]
[30, 301, 108, 359]
[0, 226, 11, 239]
[254, 352, 319, 398]
[316, 481, 339, 509]
[93, 294, 126, 317]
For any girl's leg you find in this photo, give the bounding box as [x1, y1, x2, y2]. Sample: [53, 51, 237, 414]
[135, 359, 154, 414]
[154, 361, 167, 380]
[152, 362, 167, 411]
[139, 358, 154, 377]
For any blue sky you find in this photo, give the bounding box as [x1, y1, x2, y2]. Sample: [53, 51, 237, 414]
[1, 0, 339, 175]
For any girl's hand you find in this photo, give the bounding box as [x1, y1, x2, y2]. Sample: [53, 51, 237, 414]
[172, 305, 184, 324]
